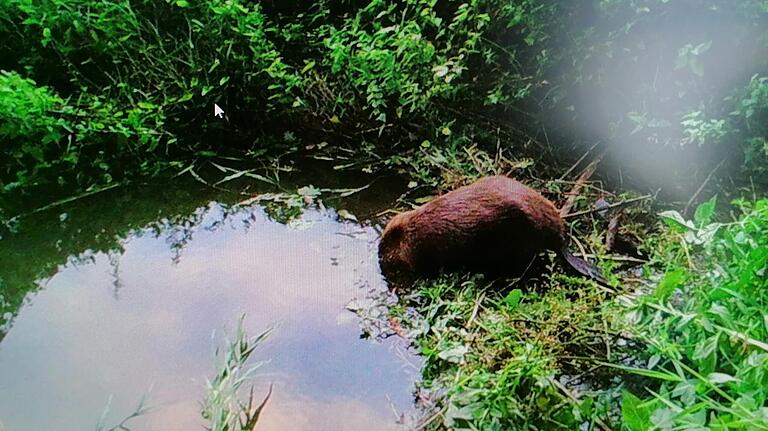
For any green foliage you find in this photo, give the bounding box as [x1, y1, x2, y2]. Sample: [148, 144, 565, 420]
[4, 0, 767, 197]
[625, 198, 768, 429]
[0, 70, 167, 192]
[680, 111, 727, 147]
[396, 271, 627, 430]
[730, 75, 768, 176]
[202, 318, 273, 431]
[0, 0, 562, 198]
[553, 0, 768, 184]
[0, 0, 303, 195]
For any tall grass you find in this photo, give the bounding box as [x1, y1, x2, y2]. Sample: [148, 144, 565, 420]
[621, 198, 768, 430]
[202, 319, 274, 431]
[95, 317, 273, 431]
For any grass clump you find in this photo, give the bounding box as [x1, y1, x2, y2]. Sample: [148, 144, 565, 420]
[620, 197, 768, 430]
[395, 269, 632, 430]
[94, 317, 273, 431]
[394, 196, 768, 430]
[202, 318, 274, 431]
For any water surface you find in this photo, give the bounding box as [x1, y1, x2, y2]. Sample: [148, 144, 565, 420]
[0, 178, 418, 431]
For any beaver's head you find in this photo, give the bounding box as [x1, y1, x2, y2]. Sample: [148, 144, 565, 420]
[378, 212, 415, 277]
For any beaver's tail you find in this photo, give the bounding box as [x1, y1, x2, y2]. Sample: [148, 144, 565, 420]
[561, 248, 610, 286]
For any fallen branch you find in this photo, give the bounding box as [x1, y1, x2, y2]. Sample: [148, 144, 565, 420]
[10, 182, 124, 220]
[577, 254, 648, 264]
[563, 194, 653, 219]
[559, 142, 602, 181]
[683, 159, 725, 217]
[560, 150, 605, 217]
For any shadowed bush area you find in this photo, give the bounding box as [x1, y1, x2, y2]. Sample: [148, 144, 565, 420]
[3, 0, 767, 203]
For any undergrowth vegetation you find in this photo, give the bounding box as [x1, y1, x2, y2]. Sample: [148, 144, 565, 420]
[393, 272, 630, 430]
[389, 196, 768, 430]
[2, 0, 768, 206]
[620, 198, 768, 430]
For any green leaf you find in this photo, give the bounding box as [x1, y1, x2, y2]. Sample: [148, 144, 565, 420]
[437, 343, 469, 363]
[694, 195, 717, 227]
[42, 28, 52, 46]
[622, 391, 654, 431]
[599, 362, 683, 382]
[707, 372, 738, 385]
[659, 210, 695, 231]
[654, 269, 685, 301]
[300, 61, 316, 74]
[503, 289, 523, 310]
[137, 101, 158, 109]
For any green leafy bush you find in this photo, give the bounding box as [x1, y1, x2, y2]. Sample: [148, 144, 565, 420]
[624, 197, 768, 429]
[0, 70, 166, 192]
[2, 0, 768, 197]
[730, 76, 768, 177]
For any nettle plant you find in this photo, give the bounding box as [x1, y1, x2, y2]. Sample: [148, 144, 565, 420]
[319, 0, 487, 124]
[623, 197, 768, 430]
[0, 70, 166, 192]
[312, 0, 554, 127]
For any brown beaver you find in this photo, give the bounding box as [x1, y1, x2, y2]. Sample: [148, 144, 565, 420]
[378, 176, 606, 283]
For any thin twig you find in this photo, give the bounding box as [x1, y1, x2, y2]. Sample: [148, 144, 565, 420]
[11, 182, 124, 220]
[465, 291, 486, 329]
[559, 141, 602, 181]
[578, 254, 648, 264]
[683, 159, 725, 217]
[560, 151, 606, 217]
[568, 232, 589, 260]
[563, 194, 653, 219]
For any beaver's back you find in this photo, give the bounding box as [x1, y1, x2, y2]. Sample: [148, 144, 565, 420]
[379, 176, 564, 276]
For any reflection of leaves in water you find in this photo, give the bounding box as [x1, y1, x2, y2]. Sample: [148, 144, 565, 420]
[107, 251, 123, 299]
[256, 193, 307, 224]
[66, 250, 98, 268]
[344, 231, 403, 340]
[0, 182, 378, 339]
[139, 202, 242, 265]
[141, 204, 210, 265]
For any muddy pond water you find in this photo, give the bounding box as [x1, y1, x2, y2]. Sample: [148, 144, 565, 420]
[0, 171, 419, 431]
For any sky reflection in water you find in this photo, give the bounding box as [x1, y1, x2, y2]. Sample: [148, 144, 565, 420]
[0, 202, 418, 431]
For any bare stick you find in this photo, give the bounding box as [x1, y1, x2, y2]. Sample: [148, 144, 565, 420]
[12, 182, 123, 220]
[559, 141, 602, 181]
[465, 291, 486, 329]
[560, 151, 606, 217]
[683, 159, 725, 217]
[578, 254, 648, 264]
[563, 194, 653, 219]
[605, 216, 620, 251]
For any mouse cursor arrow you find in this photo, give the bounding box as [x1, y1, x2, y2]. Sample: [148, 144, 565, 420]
[214, 103, 225, 118]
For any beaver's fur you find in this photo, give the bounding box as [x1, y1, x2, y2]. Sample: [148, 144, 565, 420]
[379, 176, 567, 277]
